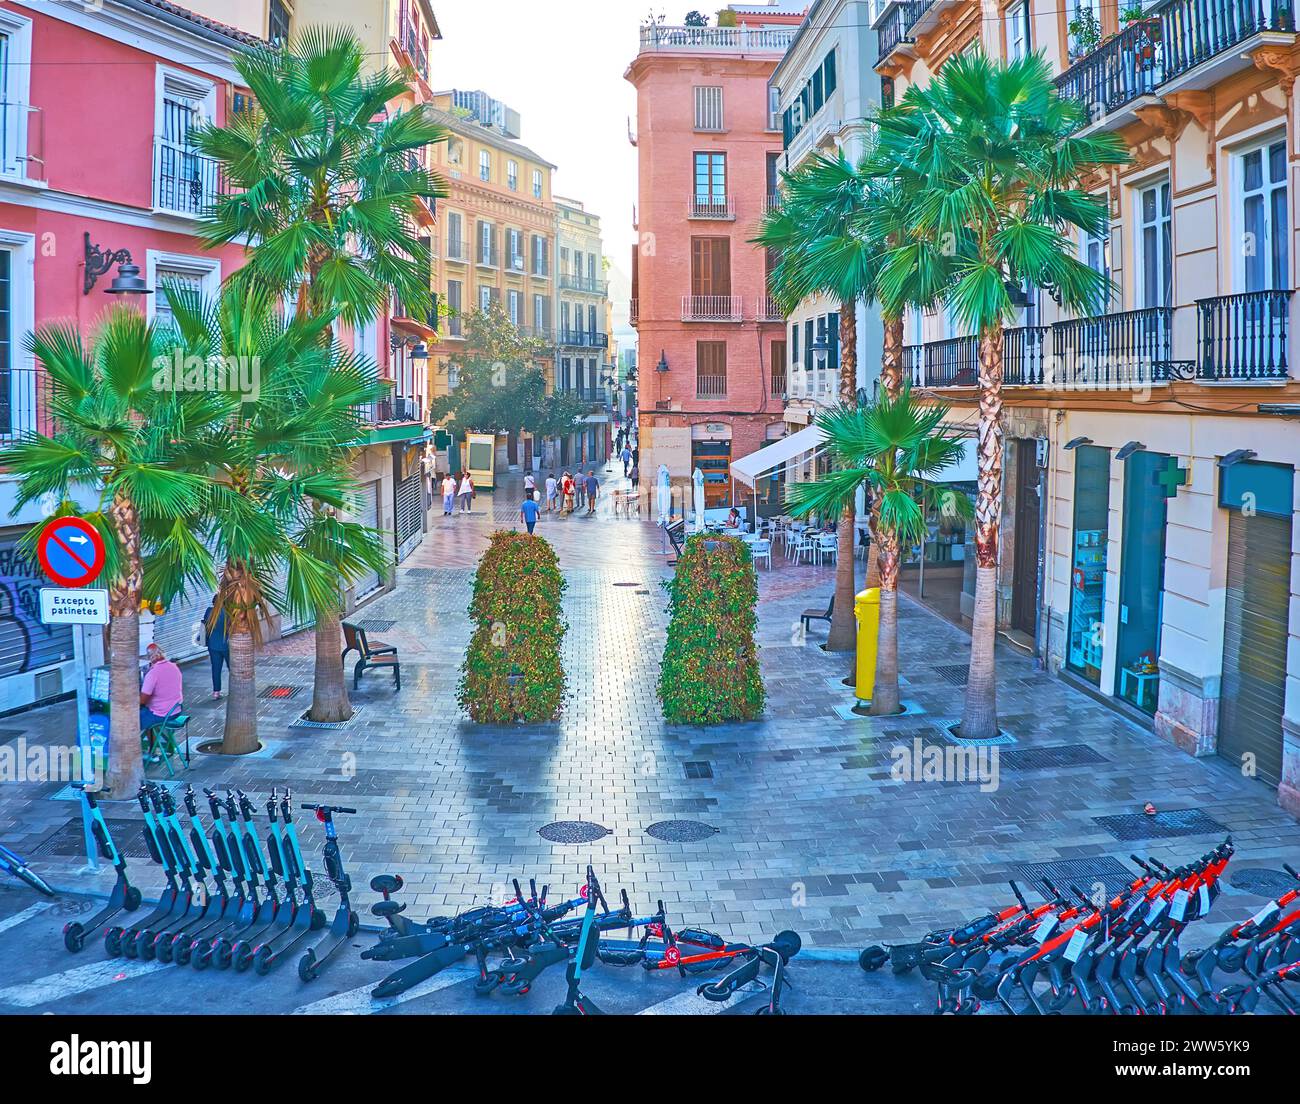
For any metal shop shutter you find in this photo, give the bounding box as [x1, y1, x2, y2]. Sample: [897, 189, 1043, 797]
[353, 479, 382, 599]
[395, 473, 423, 563]
[1218, 509, 1292, 786]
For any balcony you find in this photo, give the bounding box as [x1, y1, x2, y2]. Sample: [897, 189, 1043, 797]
[771, 368, 786, 397]
[154, 139, 225, 217]
[638, 23, 798, 55]
[1051, 307, 1179, 387]
[0, 364, 54, 442]
[696, 373, 727, 399]
[559, 273, 608, 294]
[359, 393, 423, 427]
[0, 101, 41, 181]
[903, 344, 923, 387]
[1159, 0, 1296, 88]
[400, 23, 429, 82]
[682, 295, 742, 322]
[557, 330, 608, 349]
[757, 296, 784, 321]
[476, 245, 499, 269]
[519, 325, 554, 344]
[629, 299, 639, 325]
[505, 253, 526, 274]
[1003, 326, 1050, 385]
[1054, 19, 1163, 128]
[688, 196, 735, 220]
[1196, 290, 1292, 381]
[875, 2, 928, 66]
[446, 237, 466, 263]
[922, 334, 979, 387]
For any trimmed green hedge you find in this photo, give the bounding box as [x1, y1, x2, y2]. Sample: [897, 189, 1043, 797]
[459, 530, 567, 723]
[658, 534, 765, 724]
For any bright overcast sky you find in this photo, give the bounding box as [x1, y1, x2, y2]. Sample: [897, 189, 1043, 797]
[431, 2, 707, 337]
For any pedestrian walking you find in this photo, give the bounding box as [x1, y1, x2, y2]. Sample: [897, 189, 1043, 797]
[629, 462, 639, 490]
[441, 472, 457, 516]
[574, 467, 586, 511]
[620, 443, 632, 477]
[585, 470, 599, 515]
[562, 471, 575, 514]
[545, 472, 558, 513]
[458, 471, 474, 514]
[523, 471, 536, 501]
[204, 593, 229, 700]
[519, 494, 541, 534]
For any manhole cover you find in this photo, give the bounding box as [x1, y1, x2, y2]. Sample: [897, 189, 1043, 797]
[645, 819, 718, 842]
[931, 664, 969, 686]
[1230, 868, 1297, 896]
[1013, 856, 1135, 899]
[260, 684, 301, 699]
[999, 744, 1110, 771]
[29, 817, 153, 860]
[1093, 808, 1230, 842]
[684, 761, 713, 779]
[356, 619, 396, 632]
[538, 821, 610, 844]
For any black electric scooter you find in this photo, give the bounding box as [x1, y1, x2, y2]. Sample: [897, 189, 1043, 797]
[106, 785, 183, 957]
[553, 867, 606, 1015]
[63, 786, 142, 951]
[697, 930, 801, 1014]
[252, 790, 326, 974]
[297, 803, 358, 982]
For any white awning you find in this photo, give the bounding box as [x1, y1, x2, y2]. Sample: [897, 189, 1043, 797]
[730, 423, 826, 488]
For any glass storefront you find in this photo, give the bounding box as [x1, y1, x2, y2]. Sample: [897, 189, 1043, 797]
[1114, 451, 1169, 713]
[1067, 445, 1110, 684]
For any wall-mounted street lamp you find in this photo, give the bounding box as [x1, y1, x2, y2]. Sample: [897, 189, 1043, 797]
[655, 350, 669, 373]
[1115, 441, 1145, 461]
[1217, 449, 1257, 468]
[84, 233, 152, 296]
[1064, 436, 1093, 451]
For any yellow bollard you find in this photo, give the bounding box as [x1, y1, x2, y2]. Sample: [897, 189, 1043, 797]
[854, 587, 880, 704]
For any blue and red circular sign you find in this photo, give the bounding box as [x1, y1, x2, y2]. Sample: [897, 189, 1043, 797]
[37, 517, 107, 588]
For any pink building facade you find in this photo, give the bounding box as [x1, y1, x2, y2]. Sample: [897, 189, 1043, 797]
[627, 14, 799, 511]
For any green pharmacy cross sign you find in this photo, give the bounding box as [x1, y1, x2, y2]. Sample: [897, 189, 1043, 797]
[1153, 456, 1189, 499]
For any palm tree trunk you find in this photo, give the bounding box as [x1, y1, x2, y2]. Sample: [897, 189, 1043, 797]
[961, 324, 1004, 740]
[309, 606, 352, 723]
[825, 302, 858, 652]
[880, 313, 905, 399]
[220, 559, 261, 754]
[872, 529, 901, 716]
[104, 491, 142, 798]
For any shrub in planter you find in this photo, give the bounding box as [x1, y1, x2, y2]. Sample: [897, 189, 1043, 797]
[459, 530, 566, 723]
[658, 534, 765, 724]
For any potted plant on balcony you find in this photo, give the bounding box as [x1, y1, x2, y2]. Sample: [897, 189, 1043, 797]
[1068, 6, 1103, 61]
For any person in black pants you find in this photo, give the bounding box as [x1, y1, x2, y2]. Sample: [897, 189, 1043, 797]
[204, 594, 229, 700]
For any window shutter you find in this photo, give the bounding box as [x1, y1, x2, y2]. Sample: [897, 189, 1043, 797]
[693, 86, 723, 131]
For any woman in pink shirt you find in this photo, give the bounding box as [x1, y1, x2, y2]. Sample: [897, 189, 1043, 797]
[140, 643, 183, 731]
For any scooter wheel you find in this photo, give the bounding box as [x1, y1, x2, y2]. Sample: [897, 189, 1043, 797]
[859, 945, 888, 972]
[138, 933, 158, 961]
[254, 946, 273, 976]
[104, 928, 123, 956]
[474, 974, 502, 995]
[698, 983, 732, 1002]
[173, 938, 193, 966]
[215, 944, 233, 970]
[347, 912, 360, 938]
[311, 908, 327, 931]
[63, 925, 86, 953]
[298, 954, 317, 983]
[755, 1006, 784, 1015]
[124, 887, 143, 911]
[191, 944, 210, 971]
[154, 937, 174, 964]
[233, 945, 254, 972]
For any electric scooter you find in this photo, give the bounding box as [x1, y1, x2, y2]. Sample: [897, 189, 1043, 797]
[106, 785, 183, 957]
[252, 789, 326, 974]
[697, 930, 801, 1014]
[0, 841, 54, 896]
[165, 785, 240, 965]
[63, 786, 142, 951]
[228, 790, 287, 971]
[191, 789, 273, 970]
[297, 803, 358, 982]
[144, 785, 219, 962]
[553, 867, 606, 1015]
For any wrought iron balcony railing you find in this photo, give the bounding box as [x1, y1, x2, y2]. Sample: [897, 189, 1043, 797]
[1196, 289, 1292, 381]
[557, 330, 609, 349]
[688, 196, 736, 220]
[638, 23, 797, 54]
[923, 334, 979, 387]
[0, 364, 55, 443]
[681, 295, 742, 322]
[1051, 307, 1176, 386]
[1003, 326, 1050, 385]
[154, 138, 225, 216]
[559, 273, 608, 294]
[1054, 18, 1163, 126]
[1158, 0, 1295, 84]
[696, 373, 727, 398]
[876, 2, 928, 65]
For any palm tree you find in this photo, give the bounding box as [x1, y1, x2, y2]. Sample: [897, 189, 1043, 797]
[0, 308, 223, 797]
[162, 285, 390, 753]
[193, 26, 447, 722]
[754, 153, 878, 650]
[874, 52, 1128, 739]
[786, 389, 968, 714]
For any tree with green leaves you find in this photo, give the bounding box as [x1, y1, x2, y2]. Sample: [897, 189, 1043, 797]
[873, 52, 1127, 739]
[786, 390, 968, 715]
[162, 284, 390, 752]
[429, 304, 588, 454]
[0, 307, 226, 797]
[193, 26, 446, 722]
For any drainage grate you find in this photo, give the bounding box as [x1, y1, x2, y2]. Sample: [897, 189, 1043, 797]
[538, 821, 610, 844]
[939, 721, 1017, 747]
[403, 568, 438, 579]
[260, 685, 301, 700]
[1013, 856, 1136, 898]
[355, 619, 396, 632]
[29, 817, 153, 860]
[612, 582, 642, 588]
[289, 707, 364, 731]
[1229, 868, 1298, 897]
[684, 761, 713, 780]
[999, 744, 1110, 771]
[931, 664, 969, 687]
[1093, 808, 1230, 842]
[645, 819, 718, 843]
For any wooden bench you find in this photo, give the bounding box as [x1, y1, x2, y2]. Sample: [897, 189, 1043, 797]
[341, 622, 401, 691]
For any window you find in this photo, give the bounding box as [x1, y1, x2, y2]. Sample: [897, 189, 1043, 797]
[694, 86, 724, 131]
[782, 49, 838, 147]
[531, 235, 549, 276]
[152, 267, 204, 332]
[767, 86, 781, 131]
[587, 253, 597, 282]
[507, 228, 523, 270]
[507, 159, 518, 190]
[559, 247, 570, 277]
[693, 152, 726, 211]
[690, 237, 731, 296]
[478, 220, 496, 266]
[1007, 0, 1030, 61]
[532, 168, 543, 198]
[268, 0, 291, 43]
[1239, 138, 1288, 292]
[1136, 180, 1171, 308]
[696, 341, 727, 398]
[507, 289, 521, 325]
[533, 293, 548, 333]
[587, 304, 597, 335]
[446, 280, 462, 336]
[770, 340, 787, 396]
[1068, 0, 1102, 60]
[156, 69, 216, 214]
[478, 149, 491, 182]
[448, 139, 463, 165]
[147, 252, 220, 332]
[790, 321, 799, 366]
[446, 211, 463, 259]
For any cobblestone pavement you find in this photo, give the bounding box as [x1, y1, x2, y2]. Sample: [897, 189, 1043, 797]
[1, 464, 1299, 1015]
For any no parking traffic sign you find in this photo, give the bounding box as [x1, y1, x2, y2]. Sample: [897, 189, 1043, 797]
[36, 516, 107, 588]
